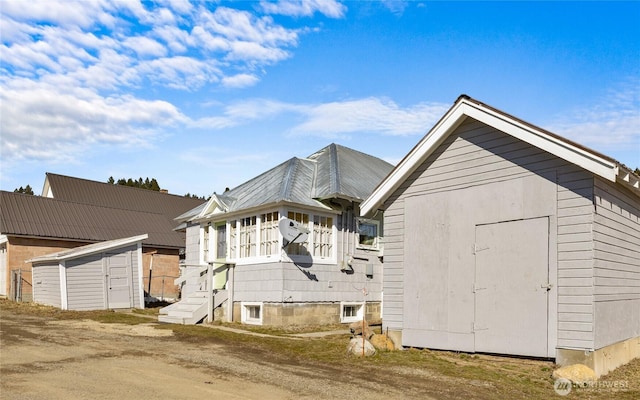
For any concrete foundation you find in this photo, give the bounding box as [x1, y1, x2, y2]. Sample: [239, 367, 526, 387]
[228, 301, 381, 327]
[556, 336, 640, 378]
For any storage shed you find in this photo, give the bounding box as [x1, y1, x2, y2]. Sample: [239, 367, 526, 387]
[361, 95, 640, 377]
[28, 235, 147, 310]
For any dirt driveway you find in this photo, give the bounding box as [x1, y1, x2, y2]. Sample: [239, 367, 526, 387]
[0, 308, 443, 400]
[1, 303, 638, 400]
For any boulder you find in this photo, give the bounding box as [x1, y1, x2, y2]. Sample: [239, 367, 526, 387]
[370, 334, 395, 351]
[552, 364, 597, 385]
[347, 337, 376, 357]
[349, 320, 373, 339]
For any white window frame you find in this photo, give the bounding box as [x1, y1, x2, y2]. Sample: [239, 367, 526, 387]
[340, 302, 364, 323]
[285, 209, 337, 264]
[200, 223, 213, 263]
[226, 208, 337, 265]
[356, 218, 380, 250]
[241, 302, 263, 325]
[260, 211, 280, 257]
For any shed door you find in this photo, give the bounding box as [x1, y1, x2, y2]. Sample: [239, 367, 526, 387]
[106, 252, 132, 309]
[474, 217, 549, 357]
[0, 243, 6, 296]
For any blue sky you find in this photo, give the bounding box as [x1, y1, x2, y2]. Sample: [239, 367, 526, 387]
[1, 0, 639, 197]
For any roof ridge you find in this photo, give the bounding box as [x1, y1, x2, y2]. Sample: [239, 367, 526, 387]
[46, 172, 192, 199]
[0, 190, 166, 216]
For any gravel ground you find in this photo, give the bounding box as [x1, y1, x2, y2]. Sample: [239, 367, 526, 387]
[0, 309, 436, 400]
[2, 304, 638, 400]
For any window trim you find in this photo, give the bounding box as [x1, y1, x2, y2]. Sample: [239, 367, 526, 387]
[225, 208, 337, 265]
[356, 218, 380, 250]
[241, 302, 263, 325]
[340, 302, 364, 323]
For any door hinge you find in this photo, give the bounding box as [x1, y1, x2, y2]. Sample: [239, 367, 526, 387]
[541, 283, 553, 291]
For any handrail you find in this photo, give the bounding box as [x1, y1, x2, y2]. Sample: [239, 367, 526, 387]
[174, 264, 208, 286]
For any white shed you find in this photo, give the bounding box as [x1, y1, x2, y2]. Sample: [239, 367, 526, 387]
[28, 234, 147, 310]
[361, 95, 640, 377]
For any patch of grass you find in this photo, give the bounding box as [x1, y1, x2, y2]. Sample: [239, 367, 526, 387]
[3, 298, 638, 400]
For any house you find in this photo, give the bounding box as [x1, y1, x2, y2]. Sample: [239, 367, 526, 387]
[360, 95, 639, 377]
[160, 143, 393, 326]
[28, 235, 147, 310]
[0, 173, 205, 302]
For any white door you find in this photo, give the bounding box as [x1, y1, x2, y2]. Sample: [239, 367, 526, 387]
[474, 217, 549, 357]
[106, 252, 132, 309]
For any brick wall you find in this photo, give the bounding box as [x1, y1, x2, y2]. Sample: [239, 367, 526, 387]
[141, 248, 181, 301]
[5, 237, 89, 301]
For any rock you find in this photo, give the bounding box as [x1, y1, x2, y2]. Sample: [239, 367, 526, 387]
[349, 320, 373, 339]
[347, 337, 376, 356]
[552, 364, 597, 385]
[369, 334, 395, 351]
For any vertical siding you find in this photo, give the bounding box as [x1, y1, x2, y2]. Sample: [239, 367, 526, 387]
[65, 254, 106, 310]
[593, 177, 640, 349]
[381, 118, 597, 350]
[32, 262, 62, 307]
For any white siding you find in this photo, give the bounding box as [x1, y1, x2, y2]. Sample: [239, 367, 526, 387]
[32, 262, 62, 308]
[593, 177, 640, 349]
[66, 254, 106, 310]
[556, 167, 595, 349]
[381, 118, 597, 350]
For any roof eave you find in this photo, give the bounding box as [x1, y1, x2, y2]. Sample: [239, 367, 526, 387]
[26, 234, 148, 264]
[361, 95, 628, 216]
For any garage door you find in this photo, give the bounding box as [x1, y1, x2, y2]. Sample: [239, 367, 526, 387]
[474, 217, 549, 357]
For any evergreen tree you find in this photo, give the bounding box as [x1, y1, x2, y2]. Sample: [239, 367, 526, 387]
[14, 185, 34, 195]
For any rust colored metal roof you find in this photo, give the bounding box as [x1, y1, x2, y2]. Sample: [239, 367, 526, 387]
[1, 175, 205, 249]
[44, 173, 205, 218]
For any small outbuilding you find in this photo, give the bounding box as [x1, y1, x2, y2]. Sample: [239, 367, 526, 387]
[27, 234, 147, 310]
[361, 95, 639, 377]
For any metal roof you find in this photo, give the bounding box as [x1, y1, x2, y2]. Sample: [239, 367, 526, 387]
[44, 173, 205, 218]
[0, 187, 197, 249]
[184, 143, 393, 221]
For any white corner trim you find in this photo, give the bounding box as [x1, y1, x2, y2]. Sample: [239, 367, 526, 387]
[137, 242, 145, 309]
[59, 261, 68, 310]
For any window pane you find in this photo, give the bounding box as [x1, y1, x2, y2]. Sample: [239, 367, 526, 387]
[286, 211, 309, 255]
[260, 212, 279, 256]
[216, 224, 226, 258]
[358, 222, 378, 247]
[313, 215, 333, 258]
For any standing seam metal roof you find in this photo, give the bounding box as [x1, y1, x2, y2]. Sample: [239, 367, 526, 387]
[184, 143, 393, 220]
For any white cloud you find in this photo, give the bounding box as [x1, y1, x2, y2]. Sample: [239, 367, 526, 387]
[289, 97, 449, 137]
[123, 36, 168, 58]
[189, 97, 448, 138]
[545, 83, 640, 156]
[0, 79, 186, 164]
[222, 73, 260, 88]
[260, 0, 347, 18]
